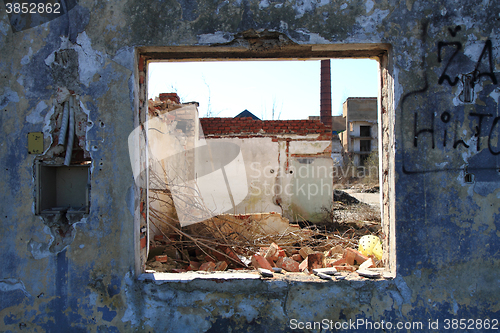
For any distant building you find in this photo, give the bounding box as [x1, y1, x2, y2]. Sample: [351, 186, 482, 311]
[200, 113, 335, 223]
[340, 97, 378, 167]
[235, 109, 261, 120]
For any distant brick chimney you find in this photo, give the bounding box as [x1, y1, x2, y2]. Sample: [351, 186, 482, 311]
[159, 93, 180, 104]
[320, 60, 332, 127]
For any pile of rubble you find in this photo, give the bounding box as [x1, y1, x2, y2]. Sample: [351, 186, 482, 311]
[145, 212, 384, 280]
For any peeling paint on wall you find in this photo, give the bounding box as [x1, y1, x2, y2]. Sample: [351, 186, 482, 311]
[1, 0, 500, 331]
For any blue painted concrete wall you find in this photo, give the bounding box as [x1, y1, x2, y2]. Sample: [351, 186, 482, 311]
[0, 0, 499, 331]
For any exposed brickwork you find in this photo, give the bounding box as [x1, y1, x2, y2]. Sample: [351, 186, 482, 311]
[200, 117, 332, 137]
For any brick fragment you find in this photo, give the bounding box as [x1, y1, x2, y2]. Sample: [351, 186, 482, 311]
[332, 265, 356, 272]
[199, 261, 216, 272]
[327, 245, 344, 257]
[329, 257, 347, 266]
[171, 268, 187, 273]
[291, 254, 303, 262]
[264, 242, 279, 261]
[307, 252, 326, 271]
[344, 248, 356, 266]
[275, 257, 284, 268]
[280, 257, 300, 272]
[251, 254, 273, 270]
[344, 248, 369, 265]
[299, 258, 309, 272]
[299, 247, 315, 259]
[215, 261, 228, 271]
[223, 246, 245, 267]
[267, 258, 276, 267]
[188, 261, 201, 271]
[155, 255, 168, 263]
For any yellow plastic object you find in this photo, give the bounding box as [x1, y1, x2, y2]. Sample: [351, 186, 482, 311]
[358, 235, 383, 260]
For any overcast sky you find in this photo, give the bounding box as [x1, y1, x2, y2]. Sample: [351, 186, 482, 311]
[148, 59, 378, 120]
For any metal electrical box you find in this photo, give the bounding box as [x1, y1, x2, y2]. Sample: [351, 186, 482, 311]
[36, 161, 90, 214]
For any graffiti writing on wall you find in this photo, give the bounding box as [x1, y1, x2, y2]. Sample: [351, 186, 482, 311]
[437, 27, 497, 103]
[413, 111, 500, 154]
[402, 25, 499, 174]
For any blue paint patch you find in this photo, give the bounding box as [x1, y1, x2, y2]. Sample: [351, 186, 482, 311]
[178, 0, 199, 21]
[98, 306, 117, 322]
[97, 325, 121, 333]
[3, 313, 20, 325]
[107, 276, 121, 298]
[0, 290, 26, 312]
[0, 87, 20, 109]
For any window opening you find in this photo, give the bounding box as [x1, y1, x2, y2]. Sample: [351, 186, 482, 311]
[360, 140, 371, 152]
[360, 125, 371, 137]
[35, 93, 91, 216]
[135, 50, 393, 280]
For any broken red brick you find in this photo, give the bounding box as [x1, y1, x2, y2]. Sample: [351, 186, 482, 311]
[291, 254, 303, 262]
[299, 258, 309, 272]
[199, 261, 216, 272]
[275, 257, 284, 268]
[140, 236, 147, 249]
[307, 252, 325, 271]
[205, 255, 216, 263]
[344, 248, 369, 265]
[344, 248, 356, 266]
[330, 257, 347, 266]
[215, 261, 228, 271]
[264, 243, 279, 261]
[327, 245, 344, 257]
[155, 255, 168, 263]
[299, 247, 315, 259]
[266, 258, 276, 267]
[280, 257, 300, 272]
[333, 265, 356, 272]
[251, 254, 273, 271]
[188, 261, 201, 271]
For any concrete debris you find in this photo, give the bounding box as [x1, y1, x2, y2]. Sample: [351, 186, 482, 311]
[258, 268, 274, 277]
[317, 272, 333, 280]
[312, 267, 340, 276]
[356, 269, 381, 279]
[144, 211, 385, 280]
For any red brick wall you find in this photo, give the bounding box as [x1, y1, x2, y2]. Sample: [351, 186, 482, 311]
[199, 117, 332, 138]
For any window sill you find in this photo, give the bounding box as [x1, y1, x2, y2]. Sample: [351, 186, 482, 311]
[137, 269, 394, 283]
